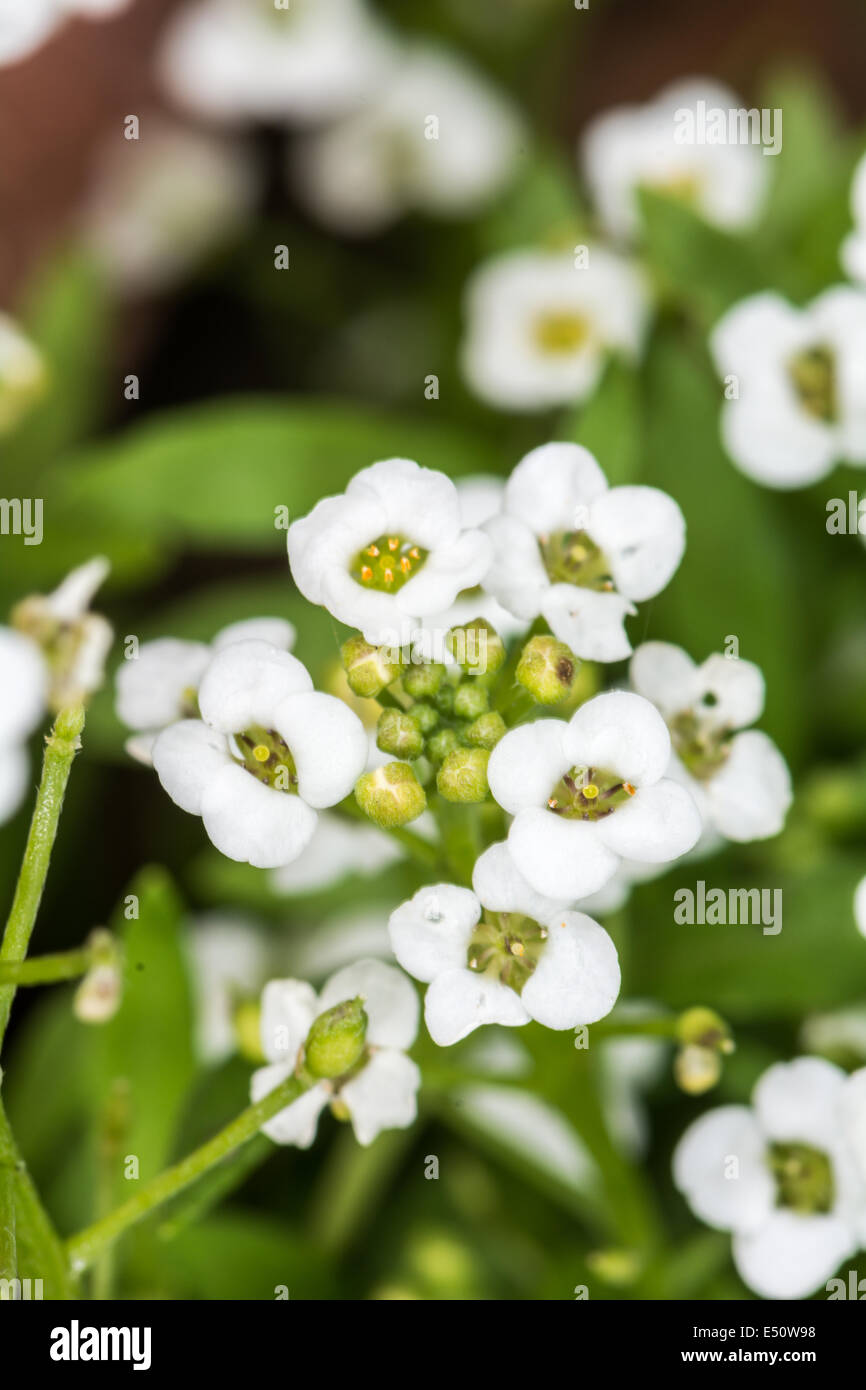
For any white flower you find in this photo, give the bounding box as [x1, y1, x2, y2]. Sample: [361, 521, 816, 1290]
[81, 122, 254, 293]
[460, 247, 649, 412]
[673, 1057, 866, 1299]
[487, 691, 702, 901]
[151, 639, 367, 868]
[388, 841, 621, 1046]
[855, 875, 866, 939]
[294, 45, 522, 234]
[0, 0, 129, 68]
[116, 616, 295, 762]
[13, 557, 112, 706]
[483, 442, 685, 661]
[287, 457, 492, 647]
[710, 287, 866, 487]
[0, 627, 49, 824]
[188, 915, 271, 1064]
[457, 1084, 599, 1194]
[251, 959, 420, 1148]
[270, 812, 403, 894]
[579, 78, 769, 242]
[841, 152, 866, 285]
[0, 313, 45, 432]
[159, 0, 396, 126]
[630, 641, 792, 842]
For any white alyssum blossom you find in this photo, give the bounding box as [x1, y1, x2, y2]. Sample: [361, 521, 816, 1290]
[483, 443, 685, 661]
[294, 45, 522, 235]
[188, 915, 271, 1064]
[579, 78, 769, 243]
[287, 458, 492, 647]
[12, 557, 112, 707]
[841, 152, 866, 285]
[630, 641, 792, 842]
[116, 616, 295, 764]
[0, 627, 49, 823]
[460, 246, 649, 412]
[0, 0, 129, 68]
[251, 959, 420, 1148]
[388, 841, 621, 1046]
[710, 287, 866, 487]
[82, 123, 254, 294]
[151, 639, 367, 868]
[0, 313, 45, 433]
[487, 691, 702, 901]
[159, 0, 396, 126]
[674, 1057, 866, 1299]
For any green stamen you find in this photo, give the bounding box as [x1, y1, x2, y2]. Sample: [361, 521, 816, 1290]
[788, 345, 836, 422]
[539, 530, 614, 591]
[547, 765, 636, 821]
[233, 724, 298, 792]
[467, 910, 550, 993]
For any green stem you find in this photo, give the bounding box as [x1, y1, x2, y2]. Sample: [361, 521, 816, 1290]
[591, 1014, 679, 1042]
[337, 796, 439, 869]
[0, 703, 85, 1048]
[0, 945, 92, 987]
[0, 1092, 75, 1298]
[66, 1072, 308, 1273]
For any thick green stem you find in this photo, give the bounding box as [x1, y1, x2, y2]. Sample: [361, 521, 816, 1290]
[0, 1092, 75, 1299]
[0, 703, 85, 1048]
[66, 1072, 307, 1273]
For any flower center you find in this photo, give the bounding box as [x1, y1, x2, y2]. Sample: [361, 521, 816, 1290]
[668, 708, 731, 782]
[547, 765, 636, 820]
[769, 1142, 835, 1215]
[350, 534, 428, 594]
[533, 311, 591, 356]
[787, 345, 836, 422]
[467, 910, 549, 993]
[233, 724, 298, 792]
[645, 170, 704, 209]
[538, 529, 614, 591]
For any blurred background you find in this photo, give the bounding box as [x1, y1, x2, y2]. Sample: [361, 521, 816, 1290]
[1, 0, 866, 1300]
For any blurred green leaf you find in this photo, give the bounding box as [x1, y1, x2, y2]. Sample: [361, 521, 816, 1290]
[639, 190, 765, 327]
[562, 357, 641, 484]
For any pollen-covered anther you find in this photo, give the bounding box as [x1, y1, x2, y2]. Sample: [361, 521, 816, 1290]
[387, 536, 399, 551]
[623, 782, 636, 796]
[361, 565, 373, 582]
[508, 940, 525, 958]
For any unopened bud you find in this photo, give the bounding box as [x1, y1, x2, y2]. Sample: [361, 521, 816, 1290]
[676, 1006, 734, 1054]
[516, 635, 579, 704]
[427, 727, 460, 763]
[403, 662, 446, 698]
[341, 636, 402, 698]
[674, 1044, 722, 1095]
[304, 997, 367, 1079]
[447, 619, 505, 677]
[453, 682, 489, 720]
[463, 711, 506, 750]
[377, 709, 424, 760]
[74, 962, 122, 1024]
[355, 761, 427, 826]
[436, 747, 490, 803]
[409, 702, 438, 734]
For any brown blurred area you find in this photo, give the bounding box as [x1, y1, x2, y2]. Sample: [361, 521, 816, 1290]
[0, 0, 864, 306]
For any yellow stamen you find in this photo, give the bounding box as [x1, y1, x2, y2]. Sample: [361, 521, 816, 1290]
[253, 745, 270, 763]
[623, 782, 636, 796]
[387, 537, 399, 551]
[361, 565, 373, 582]
[367, 544, 380, 557]
[509, 941, 525, 958]
[400, 556, 412, 574]
[383, 567, 394, 584]
[547, 797, 559, 809]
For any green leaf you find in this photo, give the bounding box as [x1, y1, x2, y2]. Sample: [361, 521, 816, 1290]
[147, 1210, 333, 1299]
[639, 190, 765, 328]
[561, 357, 641, 484]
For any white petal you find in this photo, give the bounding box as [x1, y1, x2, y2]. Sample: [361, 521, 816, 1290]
[251, 1065, 329, 1149]
[734, 1211, 854, 1300]
[341, 1049, 421, 1146]
[272, 691, 367, 808]
[198, 639, 313, 732]
[271, 811, 402, 894]
[486, 718, 568, 814]
[388, 884, 480, 983]
[396, 528, 492, 616]
[503, 442, 609, 536]
[458, 1084, 598, 1191]
[200, 763, 318, 868]
[151, 719, 231, 814]
[318, 957, 419, 1050]
[115, 638, 210, 732]
[347, 457, 461, 550]
[564, 690, 672, 786]
[522, 911, 620, 1028]
[720, 398, 835, 488]
[629, 641, 697, 717]
[424, 968, 529, 1046]
[0, 744, 28, 824]
[213, 617, 296, 651]
[541, 584, 635, 662]
[508, 808, 620, 900]
[455, 474, 505, 528]
[839, 1067, 866, 1183]
[587, 485, 685, 602]
[594, 779, 702, 863]
[855, 876, 866, 939]
[753, 1057, 847, 1150]
[287, 490, 385, 607]
[482, 514, 549, 620]
[259, 978, 319, 1065]
[673, 1105, 775, 1233]
[46, 556, 109, 620]
[0, 628, 47, 743]
[695, 653, 765, 728]
[705, 730, 792, 841]
[471, 841, 567, 918]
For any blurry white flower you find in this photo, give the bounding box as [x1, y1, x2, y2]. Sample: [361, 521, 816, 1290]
[388, 841, 621, 1046]
[12, 557, 112, 708]
[159, 0, 395, 126]
[630, 641, 792, 842]
[188, 915, 271, 1063]
[483, 443, 684, 661]
[251, 959, 420, 1147]
[841, 152, 866, 285]
[802, 1005, 866, 1065]
[461, 247, 649, 411]
[82, 123, 255, 294]
[575, 857, 667, 917]
[0, 313, 45, 433]
[598, 1005, 668, 1158]
[151, 639, 367, 868]
[287, 458, 492, 647]
[288, 911, 392, 980]
[674, 1057, 866, 1299]
[294, 45, 522, 234]
[0, 0, 130, 69]
[710, 287, 866, 487]
[0, 627, 48, 823]
[855, 875, 866, 939]
[487, 691, 702, 901]
[116, 616, 295, 763]
[270, 812, 403, 893]
[580, 78, 768, 242]
[457, 1084, 599, 1194]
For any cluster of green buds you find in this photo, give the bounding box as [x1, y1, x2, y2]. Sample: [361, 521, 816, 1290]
[673, 1006, 735, 1095]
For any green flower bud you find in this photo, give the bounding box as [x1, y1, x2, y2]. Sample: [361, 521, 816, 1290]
[516, 635, 579, 704]
[436, 747, 490, 803]
[453, 681, 489, 720]
[409, 702, 439, 734]
[427, 727, 460, 763]
[377, 708, 424, 760]
[676, 1006, 734, 1054]
[447, 619, 505, 677]
[674, 1044, 722, 1096]
[304, 997, 368, 1079]
[355, 761, 427, 827]
[234, 999, 265, 1063]
[433, 681, 456, 716]
[341, 635, 402, 698]
[403, 662, 446, 698]
[464, 710, 506, 750]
